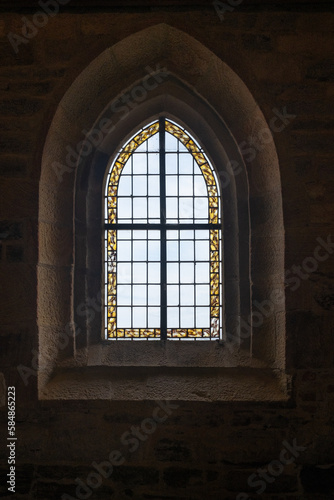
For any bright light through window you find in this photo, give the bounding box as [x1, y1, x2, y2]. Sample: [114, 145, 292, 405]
[104, 118, 222, 340]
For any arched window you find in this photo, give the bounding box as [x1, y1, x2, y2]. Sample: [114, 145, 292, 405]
[38, 25, 288, 400]
[104, 118, 222, 340]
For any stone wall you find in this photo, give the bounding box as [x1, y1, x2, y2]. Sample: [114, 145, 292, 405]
[0, 2, 334, 499]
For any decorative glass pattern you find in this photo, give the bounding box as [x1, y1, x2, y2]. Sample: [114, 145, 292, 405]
[105, 118, 222, 340]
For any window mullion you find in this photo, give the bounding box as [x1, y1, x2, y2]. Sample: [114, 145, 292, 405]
[159, 117, 167, 340]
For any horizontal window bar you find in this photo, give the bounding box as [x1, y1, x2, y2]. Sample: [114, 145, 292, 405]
[105, 223, 221, 230]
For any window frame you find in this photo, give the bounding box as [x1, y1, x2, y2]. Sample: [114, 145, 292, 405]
[38, 26, 288, 401]
[104, 117, 223, 341]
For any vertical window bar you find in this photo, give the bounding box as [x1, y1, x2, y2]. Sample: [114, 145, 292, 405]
[159, 117, 167, 340]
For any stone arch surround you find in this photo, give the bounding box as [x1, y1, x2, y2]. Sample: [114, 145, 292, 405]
[38, 23, 287, 400]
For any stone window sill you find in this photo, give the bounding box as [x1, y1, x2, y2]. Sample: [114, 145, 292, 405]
[39, 341, 291, 401]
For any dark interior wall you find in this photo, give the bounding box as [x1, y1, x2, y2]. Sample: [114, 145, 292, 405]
[1, 2, 334, 499]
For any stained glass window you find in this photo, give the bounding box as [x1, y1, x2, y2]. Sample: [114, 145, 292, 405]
[104, 118, 222, 340]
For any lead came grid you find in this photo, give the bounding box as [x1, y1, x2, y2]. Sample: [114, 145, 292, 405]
[105, 119, 222, 340]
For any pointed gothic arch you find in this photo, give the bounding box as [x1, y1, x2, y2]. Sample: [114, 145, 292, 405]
[38, 24, 287, 400]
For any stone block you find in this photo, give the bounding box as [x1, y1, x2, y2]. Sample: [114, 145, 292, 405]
[0, 155, 27, 177]
[300, 465, 334, 494]
[0, 178, 38, 218]
[310, 203, 334, 225]
[0, 328, 34, 367]
[155, 439, 191, 462]
[0, 372, 5, 407]
[257, 12, 297, 32]
[277, 34, 329, 56]
[112, 466, 159, 487]
[306, 60, 334, 82]
[39, 221, 73, 267]
[232, 411, 264, 427]
[36, 464, 93, 480]
[291, 132, 334, 155]
[296, 13, 334, 33]
[9, 80, 55, 96]
[0, 38, 34, 66]
[0, 133, 32, 154]
[6, 244, 24, 262]
[0, 220, 23, 240]
[242, 34, 273, 52]
[286, 311, 332, 369]
[39, 14, 78, 40]
[0, 265, 36, 324]
[37, 265, 71, 327]
[0, 98, 44, 117]
[163, 467, 202, 488]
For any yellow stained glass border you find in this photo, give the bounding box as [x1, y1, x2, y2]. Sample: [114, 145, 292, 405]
[106, 119, 221, 340]
[165, 119, 220, 224]
[107, 121, 160, 224]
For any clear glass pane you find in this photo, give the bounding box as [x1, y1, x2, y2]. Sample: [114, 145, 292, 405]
[179, 176, 193, 196]
[148, 285, 160, 306]
[132, 154, 147, 174]
[118, 198, 132, 219]
[178, 141, 188, 152]
[180, 240, 194, 261]
[167, 263, 179, 284]
[148, 176, 159, 196]
[148, 198, 160, 220]
[167, 285, 179, 306]
[148, 307, 160, 327]
[179, 198, 193, 219]
[135, 141, 146, 153]
[195, 198, 208, 220]
[166, 153, 177, 174]
[147, 133, 159, 152]
[117, 307, 131, 328]
[167, 307, 179, 328]
[120, 159, 131, 176]
[166, 176, 178, 196]
[166, 198, 178, 220]
[118, 230, 132, 240]
[133, 307, 146, 327]
[180, 285, 194, 306]
[180, 230, 194, 240]
[196, 285, 210, 305]
[194, 175, 207, 196]
[148, 240, 160, 261]
[148, 153, 159, 174]
[133, 230, 147, 240]
[133, 176, 147, 196]
[196, 307, 210, 328]
[133, 240, 147, 261]
[133, 263, 146, 283]
[166, 132, 178, 151]
[117, 263, 131, 283]
[133, 198, 147, 219]
[117, 285, 131, 305]
[180, 263, 194, 283]
[179, 154, 193, 175]
[167, 240, 178, 261]
[117, 241, 131, 261]
[118, 175, 131, 197]
[195, 262, 210, 283]
[167, 230, 179, 240]
[148, 263, 160, 283]
[195, 230, 209, 240]
[148, 231, 160, 240]
[180, 307, 194, 328]
[195, 240, 209, 261]
[133, 285, 147, 305]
